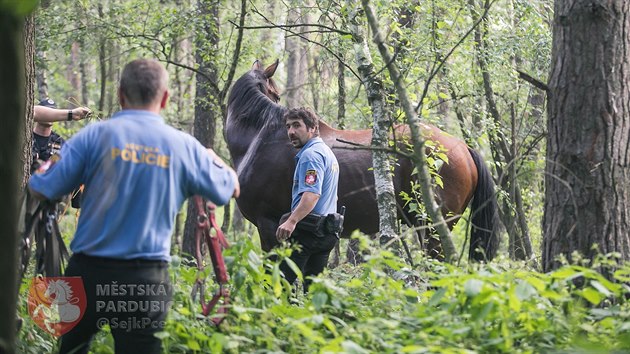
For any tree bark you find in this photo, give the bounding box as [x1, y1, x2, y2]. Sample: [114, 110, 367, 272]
[469, 0, 531, 260]
[97, 4, 107, 112]
[284, 3, 308, 108]
[337, 57, 346, 129]
[182, 0, 220, 258]
[0, 8, 34, 353]
[346, 3, 398, 243]
[362, 0, 456, 261]
[35, 51, 49, 100]
[544, 0, 630, 271]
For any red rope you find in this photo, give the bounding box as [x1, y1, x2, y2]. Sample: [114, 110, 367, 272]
[192, 196, 230, 325]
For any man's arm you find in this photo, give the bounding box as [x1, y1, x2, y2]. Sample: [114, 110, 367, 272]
[206, 148, 240, 198]
[276, 191, 320, 241]
[34, 106, 91, 123]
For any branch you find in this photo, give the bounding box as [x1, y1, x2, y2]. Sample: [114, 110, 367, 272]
[363, 0, 456, 262]
[163, 59, 220, 93]
[414, 0, 497, 114]
[228, 20, 352, 36]
[335, 138, 411, 159]
[221, 0, 248, 103]
[248, 7, 363, 81]
[516, 69, 549, 92]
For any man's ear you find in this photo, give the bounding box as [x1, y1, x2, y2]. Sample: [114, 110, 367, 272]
[118, 88, 126, 107]
[160, 90, 169, 109]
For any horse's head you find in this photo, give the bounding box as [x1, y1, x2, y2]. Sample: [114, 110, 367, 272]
[45, 280, 72, 303]
[251, 59, 280, 103]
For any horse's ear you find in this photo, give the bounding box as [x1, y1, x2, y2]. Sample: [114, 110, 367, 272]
[264, 59, 279, 78]
[252, 60, 263, 71]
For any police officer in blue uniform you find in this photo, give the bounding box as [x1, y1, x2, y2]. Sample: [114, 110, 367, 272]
[31, 98, 91, 173]
[276, 107, 342, 290]
[29, 58, 240, 354]
[25, 99, 91, 278]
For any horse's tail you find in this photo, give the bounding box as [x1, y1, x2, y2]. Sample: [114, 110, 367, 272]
[468, 148, 500, 262]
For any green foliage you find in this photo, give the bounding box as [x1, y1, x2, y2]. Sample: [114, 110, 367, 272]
[0, 0, 38, 16]
[16, 233, 630, 353]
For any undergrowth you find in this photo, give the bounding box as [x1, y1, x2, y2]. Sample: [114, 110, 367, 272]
[16, 232, 630, 353]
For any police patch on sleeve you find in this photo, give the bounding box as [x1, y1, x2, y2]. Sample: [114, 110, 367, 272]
[305, 170, 317, 186]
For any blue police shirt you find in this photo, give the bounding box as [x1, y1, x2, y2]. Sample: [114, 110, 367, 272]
[292, 137, 339, 215]
[29, 110, 236, 261]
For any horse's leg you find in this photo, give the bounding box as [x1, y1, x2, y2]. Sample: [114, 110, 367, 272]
[327, 240, 341, 269]
[346, 237, 363, 265]
[256, 217, 281, 252]
[397, 200, 444, 260]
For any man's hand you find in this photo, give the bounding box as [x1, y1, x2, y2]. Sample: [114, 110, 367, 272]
[275, 192, 320, 242]
[276, 216, 298, 242]
[71, 107, 91, 121]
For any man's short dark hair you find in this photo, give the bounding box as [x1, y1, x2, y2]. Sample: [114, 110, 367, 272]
[284, 107, 320, 130]
[119, 59, 168, 106]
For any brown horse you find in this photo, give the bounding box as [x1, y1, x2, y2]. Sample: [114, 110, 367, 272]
[225, 60, 499, 261]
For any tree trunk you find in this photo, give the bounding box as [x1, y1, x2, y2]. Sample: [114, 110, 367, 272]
[0, 9, 34, 353]
[182, 0, 220, 258]
[35, 51, 49, 100]
[544, 0, 630, 271]
[363, 0, 456, 261]
[469, 0, 530, 260]
[106, 41, 118, 117]
[346, 3, 398, 244]
[97, 3, 107, 113]
[337, 58, 346, 129]
[284, 4, 308, 108]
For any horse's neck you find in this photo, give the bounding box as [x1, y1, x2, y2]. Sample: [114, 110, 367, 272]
[52, 287, 68, 304]
[227, 122, 287, 166]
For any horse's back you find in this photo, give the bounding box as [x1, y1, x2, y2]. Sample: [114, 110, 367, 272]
[321, 121, 477, 228]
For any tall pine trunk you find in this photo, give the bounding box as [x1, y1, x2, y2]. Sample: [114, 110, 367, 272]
[182, 0, 220, 258]
[543, 0, 630, 271]
[0, 7, 35, 353]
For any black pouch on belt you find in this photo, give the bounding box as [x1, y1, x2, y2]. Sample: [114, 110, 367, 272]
[296, 213, 326, 237]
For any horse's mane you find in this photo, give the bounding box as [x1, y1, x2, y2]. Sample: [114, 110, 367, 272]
[49, 279, 73, 298]
[227, 70, 287, 132]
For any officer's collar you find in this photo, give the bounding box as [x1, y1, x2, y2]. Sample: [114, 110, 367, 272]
[296, 137, 323, 158]
[112, 110, 165, 123]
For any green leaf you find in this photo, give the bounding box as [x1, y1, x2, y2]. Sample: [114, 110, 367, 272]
[187, 339, 201, 351]
[312, 291, 328, 310]
[428, 287, 447, 306]
[580, 288, 603, 305]
[247, 250, 262, 268]
[515, 280, 537, 300]
[341, 340, 370, 354]
[285, 257, 303, 281]
[508, 289, 522, 312]
[590, 280, 612, 297]
[464, 279, 483, 297]
[0, 0, 38, 16]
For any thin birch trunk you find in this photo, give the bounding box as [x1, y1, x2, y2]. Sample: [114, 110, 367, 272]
[346, 3, 398, 244]
[362, 0, 456, 261]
